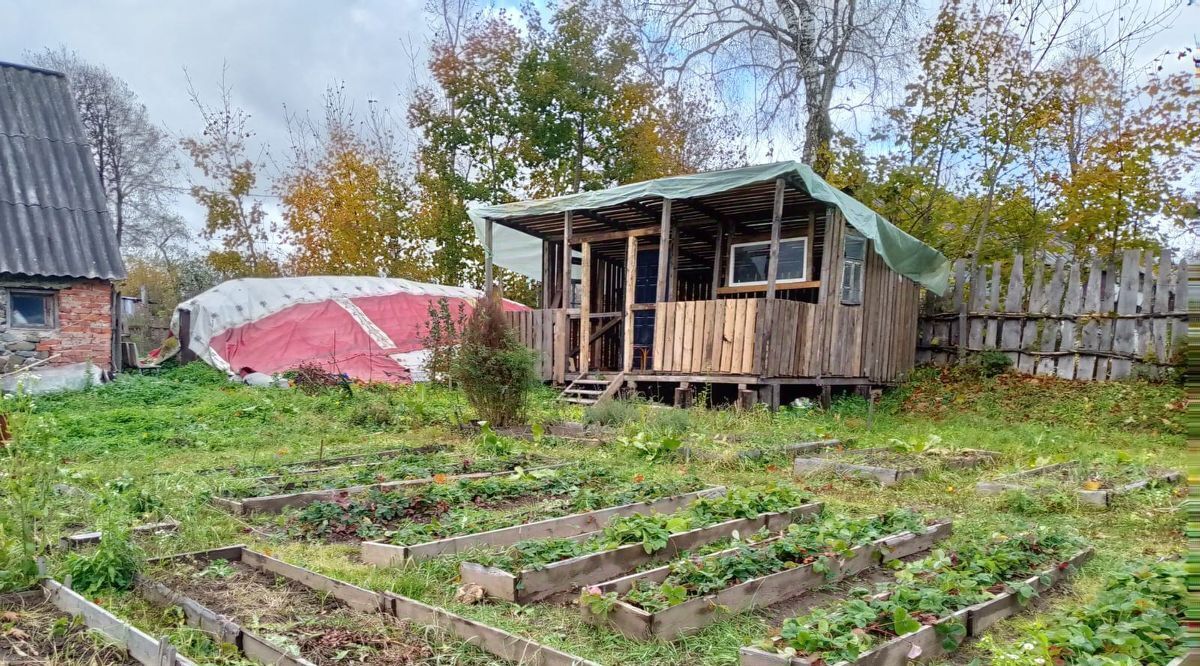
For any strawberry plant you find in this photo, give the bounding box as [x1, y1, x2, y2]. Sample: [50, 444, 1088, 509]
[980, 560, 1184, 665]
[618, 510, 927, 610]
[767, 528, 1088, 663]
[475, 485, 811, 572]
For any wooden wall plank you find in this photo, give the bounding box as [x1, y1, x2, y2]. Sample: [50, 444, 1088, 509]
[1036, 258, 1067, 375]
[1054, 263, 1083, 379]
[984, 261, 1002, 347]
[1109, 250, 1141, 378]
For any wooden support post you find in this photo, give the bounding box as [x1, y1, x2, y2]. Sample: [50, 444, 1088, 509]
[668, 226, 679, 300]
[656, 199, 672, 304]
[736, 383, 756, 411]
[765, 178, 785, 298]
[623, 236, 637, 372]
[711, 222, 725, 297]
[562, 212, 574, 309]
[674, 382, 694, 409]
[761, 178, 786, 374]
[177, 309, 195, 364]
[818, 385, 832, 410]
[541, 240, 552, 308]
[580, 242, 592, 374]
[483, 218, 494, 295]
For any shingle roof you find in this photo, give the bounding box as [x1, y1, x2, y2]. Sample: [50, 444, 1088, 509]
[0, 61, 125, 280]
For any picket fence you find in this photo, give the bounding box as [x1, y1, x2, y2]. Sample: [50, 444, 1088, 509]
[916, 249, 1188, 381]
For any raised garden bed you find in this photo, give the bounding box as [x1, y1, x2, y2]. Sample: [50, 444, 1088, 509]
[223, 451, 550, 498]
[461, 487, 823, 603]
[580, 511, 952, 641]
[362, 486, 726, 565]
[210, 459, 567, 515]
[139, 545, 595, 666]
[176, 445, 447, 478]
[1, 579, 194, 666]
[293, 466, 705, 543]
[739, 530, 1093, 666]
[794, 447, 999, 485]
[976, 460, 1183, 507]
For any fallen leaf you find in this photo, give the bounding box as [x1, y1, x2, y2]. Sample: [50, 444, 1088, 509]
[4, 628, 29, 640]
[455, 583, 486, 605]
[433, 473, 448, 484]
[0, 611, 18, 623]
[1081, 480, 1102, 491]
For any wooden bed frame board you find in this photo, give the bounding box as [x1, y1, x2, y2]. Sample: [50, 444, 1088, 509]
[975, 461, 1183, 507]
[738, 547, 1093, 666]
[361, 487, 728, 566]
[211, 462, 569, 515]
[583, 521, 952, 641]
[139, 545, 596, 666]
[793, 448, 999, 486]
[460, 502, 824, 604]
[177, 445, 447, 478]
[1, 580, 198, 666]
[61, 520, 179, 549]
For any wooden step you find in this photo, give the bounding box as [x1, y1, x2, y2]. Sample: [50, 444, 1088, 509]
[564, 389, 604, 396]
[563, 397, 598, 405]
[571, 379, 610, 385]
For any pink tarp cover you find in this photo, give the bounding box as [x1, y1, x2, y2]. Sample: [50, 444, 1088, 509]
[207, 292, 526, 383]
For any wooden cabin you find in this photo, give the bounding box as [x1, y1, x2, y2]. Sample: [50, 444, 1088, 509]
[468, 162, 950, 408]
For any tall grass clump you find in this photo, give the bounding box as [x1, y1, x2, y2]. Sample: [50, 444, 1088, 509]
[451, 294, 537, 426]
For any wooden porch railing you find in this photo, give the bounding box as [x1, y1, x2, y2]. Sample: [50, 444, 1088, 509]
[507, 299, 820, 382]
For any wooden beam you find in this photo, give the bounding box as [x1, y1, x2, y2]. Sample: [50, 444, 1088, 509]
[624, 236, 637, 372]
[483, 217, 494, 295]
[765, 178, 786, 299]
[656, 200, 672, 303]
[668, 220, 679, 299]
[711, 222, 725, 296]
[541, 240, 552, 308]
[568, 226, 658, 245]
[717, 281, 819, 295]
[580, 241, 592, 374]
[676, 198, 754, 235]
[576, 208, 626, 230]
[562, 212, 573, 309]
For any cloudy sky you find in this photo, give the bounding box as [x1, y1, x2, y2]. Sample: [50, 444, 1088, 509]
[2, 0, 1196, 247]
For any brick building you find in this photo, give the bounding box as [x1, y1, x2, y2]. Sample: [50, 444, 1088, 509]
[0, 62, 126, 375]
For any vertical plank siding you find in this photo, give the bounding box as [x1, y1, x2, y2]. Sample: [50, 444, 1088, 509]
[917, 252, 1187, 381]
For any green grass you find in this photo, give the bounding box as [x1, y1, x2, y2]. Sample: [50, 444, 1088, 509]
[0, 363, 1185, 665]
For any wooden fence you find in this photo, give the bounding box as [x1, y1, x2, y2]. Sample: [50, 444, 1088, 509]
[917, 250, 1188, 381]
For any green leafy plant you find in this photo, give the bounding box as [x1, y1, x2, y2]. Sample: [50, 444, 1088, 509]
[62, 524, 145, 595]
[617, 431, 682, 462]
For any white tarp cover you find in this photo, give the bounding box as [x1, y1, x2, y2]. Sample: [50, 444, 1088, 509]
[170, 276, 526, 383]
[468, 160, 951, 295]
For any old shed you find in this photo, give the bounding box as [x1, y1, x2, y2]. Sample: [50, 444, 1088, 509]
[469, 162, 950, 407]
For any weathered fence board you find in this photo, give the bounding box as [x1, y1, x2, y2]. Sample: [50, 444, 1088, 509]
[917, 253, 1186, 381]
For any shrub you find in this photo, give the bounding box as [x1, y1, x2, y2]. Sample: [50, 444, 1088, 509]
[347, 399, 395, 428]
[62, 523, 144, 595]
[420, 297, 468, 385]
[450, 295, 538, 426]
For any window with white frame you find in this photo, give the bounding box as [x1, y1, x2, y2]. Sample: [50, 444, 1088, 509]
[841, 232, 866, 305]
[727, 238, 808, 287]
[8, 289, 57, 329]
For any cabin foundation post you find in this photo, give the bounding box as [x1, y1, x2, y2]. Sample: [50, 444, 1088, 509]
[819, 385, 832, 410]
[758, 383, 781, 411]
[674, 382, 694, 409]
[736, 383, 757, 411]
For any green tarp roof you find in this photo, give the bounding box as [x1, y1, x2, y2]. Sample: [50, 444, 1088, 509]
[468, 161, 950, 295]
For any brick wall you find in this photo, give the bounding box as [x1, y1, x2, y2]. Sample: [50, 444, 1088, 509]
[0, 278, 115, 373]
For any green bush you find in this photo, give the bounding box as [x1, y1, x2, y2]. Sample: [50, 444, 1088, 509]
[62, 523, 144, 595]
[450, 296, 538, 426]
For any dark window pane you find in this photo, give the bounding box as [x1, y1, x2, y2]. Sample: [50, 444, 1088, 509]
[844, 234, 866, 261]
[10, 293, 51, 327]
[730, 238, 808, 285]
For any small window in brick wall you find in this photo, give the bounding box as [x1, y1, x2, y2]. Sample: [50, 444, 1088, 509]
[9, 290, 57, 329]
